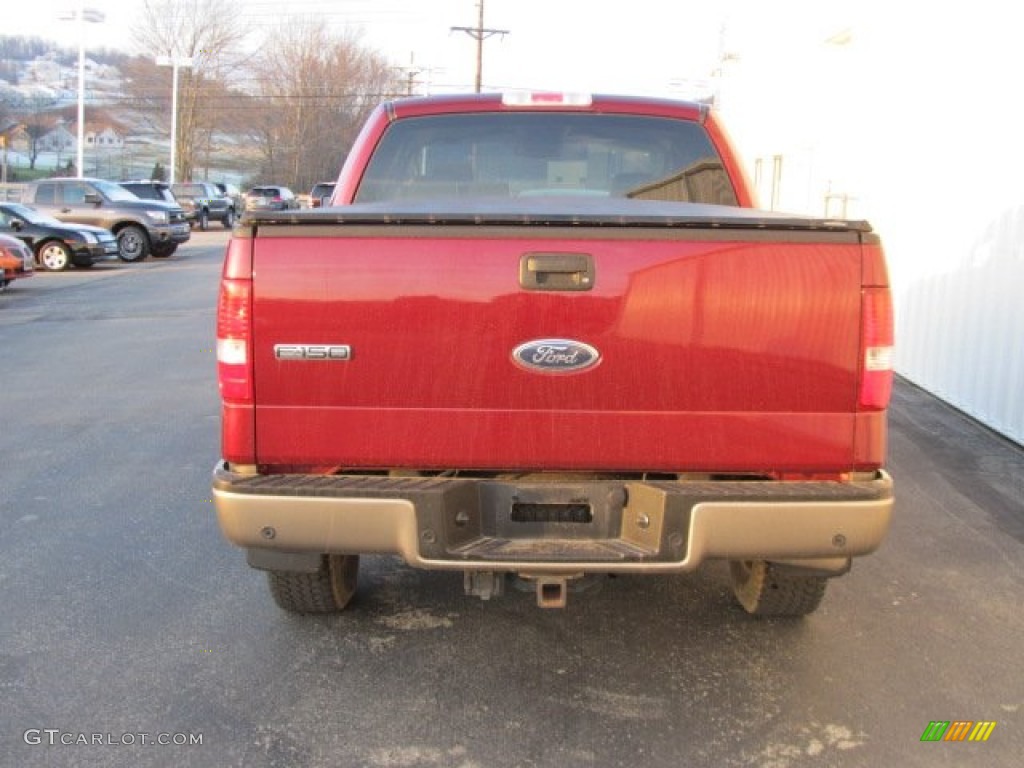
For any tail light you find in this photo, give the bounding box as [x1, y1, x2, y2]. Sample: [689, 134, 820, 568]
[858, 243, 894, 410]
[216, 240, 253, 404]
[217, 280, 252, 402]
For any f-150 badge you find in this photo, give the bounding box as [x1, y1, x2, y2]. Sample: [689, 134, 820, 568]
[512, 339, 600, 374]
[274, 344, 351, 360]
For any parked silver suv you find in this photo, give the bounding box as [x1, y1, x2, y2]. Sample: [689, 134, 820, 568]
[244, 185, 298, 212]
[23, 178, 190, 261]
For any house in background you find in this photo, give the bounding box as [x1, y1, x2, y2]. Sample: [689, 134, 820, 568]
[84, 120, 128, 178]
[86, 124, 124, 151]
[0, 121, 23, 146]
[36, 120, 75, 156]
[87, 124, 124, 150]
[6, 110, 128, 175]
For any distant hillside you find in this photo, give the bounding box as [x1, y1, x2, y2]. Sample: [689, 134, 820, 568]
[2, 28, 392, 192]
[0, 34, 130, 73]
[0, 34, 252, 185]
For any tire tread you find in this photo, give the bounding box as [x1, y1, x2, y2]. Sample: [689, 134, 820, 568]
[266, 555, 359, 614]
[729, 560, 827, 617]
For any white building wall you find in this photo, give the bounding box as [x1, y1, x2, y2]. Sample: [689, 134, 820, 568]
[718, 1, 1024, 445]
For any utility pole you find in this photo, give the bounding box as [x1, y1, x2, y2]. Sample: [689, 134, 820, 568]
[393, 53, 422, 97]
[403, 68, 420, 96]
[711, 23, 739, 111]
[451, 0, 509, 93]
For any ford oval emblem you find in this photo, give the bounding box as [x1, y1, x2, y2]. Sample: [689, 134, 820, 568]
[512, 339, 601, 374]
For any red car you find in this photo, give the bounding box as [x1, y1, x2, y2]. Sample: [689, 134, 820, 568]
[0, 232, 34, 290]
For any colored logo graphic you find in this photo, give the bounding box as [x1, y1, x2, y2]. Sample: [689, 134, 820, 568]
[920, 721, 996, 742]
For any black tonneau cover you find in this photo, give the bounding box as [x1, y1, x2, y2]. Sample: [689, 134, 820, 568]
[241, 198, 872, 233]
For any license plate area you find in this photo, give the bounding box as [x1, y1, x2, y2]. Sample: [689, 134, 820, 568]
[441, 479, 665, 562]
[510, 502, 593, 524]
[481, 481, 620, 540]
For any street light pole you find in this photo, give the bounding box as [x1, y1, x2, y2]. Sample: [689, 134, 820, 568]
[155, 56, 195, 184]
[65, 2, 105, 178]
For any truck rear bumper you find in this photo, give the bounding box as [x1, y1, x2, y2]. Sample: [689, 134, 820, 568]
[212, 463, 893, 574]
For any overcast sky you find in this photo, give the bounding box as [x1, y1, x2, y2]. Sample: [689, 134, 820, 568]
[5, 0, 866, 98]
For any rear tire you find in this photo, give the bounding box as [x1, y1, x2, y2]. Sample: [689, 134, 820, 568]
[222, 208, 235, 229]
[729, 560, 827, 617]
[267, 554, 359, 614]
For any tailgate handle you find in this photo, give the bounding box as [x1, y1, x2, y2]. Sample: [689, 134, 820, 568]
[520, 253, 594, 291]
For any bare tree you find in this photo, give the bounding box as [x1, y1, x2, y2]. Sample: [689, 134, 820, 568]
[22, 122, 46, 170]
[0, 96, 13, 136]
[20, 97, 61, 170]
[249, 20, 398, 191]
[132, 0, 250, 181]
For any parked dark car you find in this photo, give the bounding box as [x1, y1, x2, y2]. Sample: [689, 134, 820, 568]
[171, 181, 236, 230]
[244, 185, 298, 212]
[0, 232, 34, 288]
[0, 202, 119, 271]
[309, 181, 336, 208]
[22, 178, 190, 261]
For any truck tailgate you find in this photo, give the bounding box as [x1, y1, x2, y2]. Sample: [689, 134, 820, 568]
[249, 220, 864, 472]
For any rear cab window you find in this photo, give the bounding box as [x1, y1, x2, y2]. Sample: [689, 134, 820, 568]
[62, 182, 90, 204]
[354, 112, 739, 205]
[32, 183, 56, 204]
[123, 184, 176, 204]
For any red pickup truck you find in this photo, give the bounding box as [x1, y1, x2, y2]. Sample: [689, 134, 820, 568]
[213, 93, 894, 616]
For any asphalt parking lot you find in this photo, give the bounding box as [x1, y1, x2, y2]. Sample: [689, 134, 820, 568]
[1, 230, 1022, 767]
